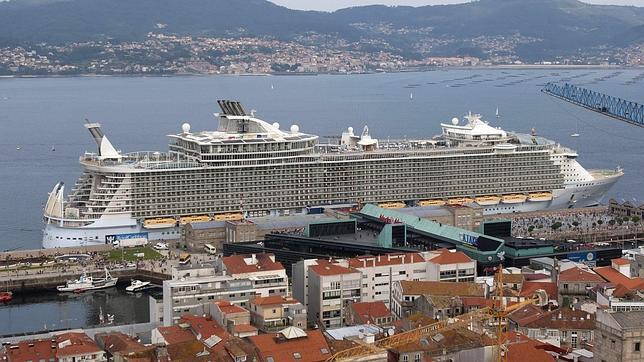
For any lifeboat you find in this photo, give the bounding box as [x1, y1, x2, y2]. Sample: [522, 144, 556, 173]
[143, 217, 177, 229]
[0, 291, 12, 303]
[447, 197, 474, 205]
[502, 194, 528, 204]
[378, 202, 406, 209]
[419, 199, 446, 207]
[179, 215, 212, 225]
[214, 213, 244, 222]
[475, 196, 501, 206]
[528, 192, 553, 202]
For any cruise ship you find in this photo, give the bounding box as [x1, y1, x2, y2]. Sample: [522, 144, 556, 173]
[42, 100, 623, 248]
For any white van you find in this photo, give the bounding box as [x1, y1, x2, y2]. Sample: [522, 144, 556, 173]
[204, 243, 217, 255]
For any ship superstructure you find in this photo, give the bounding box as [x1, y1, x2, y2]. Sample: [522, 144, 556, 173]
[42, 101, 623, 248]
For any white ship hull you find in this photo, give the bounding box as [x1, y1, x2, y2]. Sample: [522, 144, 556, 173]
[42, 171, 620, 248]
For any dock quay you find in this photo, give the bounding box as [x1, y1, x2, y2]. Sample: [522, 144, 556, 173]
[0, 244, 172, 292]
[0, 267, 169, 292]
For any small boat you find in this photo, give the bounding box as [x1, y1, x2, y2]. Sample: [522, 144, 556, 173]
[57, 268, 117, 292]
[528, 192, 553, 202]
[126, 279, 151, 292]
[143, 217, 177, 229]
[475, 195, 501, 206]
[51, 145, 56, 151]
[179, 215, 211, 225]
[496, 107, 500, 118]
[378, 202, 406, 209]
[570, 133, 580, 137]
[0, 291, 13, 303]
[15, 146, 20, 150]
[419, 199, 446, 207]
[502, 194, 528, 204]
[447, 197, 474, 205]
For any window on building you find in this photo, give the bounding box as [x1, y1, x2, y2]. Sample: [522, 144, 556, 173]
[635, 342, 641, 352]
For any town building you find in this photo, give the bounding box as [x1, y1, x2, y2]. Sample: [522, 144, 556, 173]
[94, 332, 156, 362]
[209, 300, 255, 335]
[307, 260, 362, 328]
[346, 301, 394, 327]
[557, 266, 606, 306]
[163, 257, 288, 325]
[55, 332, 107, 362]
[0, 339, 57, 362]
[392, 280, 486, 319]
[216, 254, 288, 296]
[595, 309, 644, 362]
[292, 250, 476, 314]
[248, 327, 332, 362]
[516, 307, 595, 349]
[249, 295, 307, 332]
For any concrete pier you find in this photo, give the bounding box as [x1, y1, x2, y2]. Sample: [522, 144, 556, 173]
[0, 268, 169, 292]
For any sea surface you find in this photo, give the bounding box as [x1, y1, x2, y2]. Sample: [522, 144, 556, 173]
[0, 69, 643, 251]
[0, 285, 154, 336]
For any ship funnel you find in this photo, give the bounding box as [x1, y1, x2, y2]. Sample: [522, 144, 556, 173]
[84, 120, 121, 160]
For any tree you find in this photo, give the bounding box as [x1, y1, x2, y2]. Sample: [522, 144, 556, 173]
[572, 221, 579, 227]
[528, 225, 535, 233]
[551, 222, 562, 230]
[632, 216, 640, 223]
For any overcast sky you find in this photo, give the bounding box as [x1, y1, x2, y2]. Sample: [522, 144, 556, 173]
[271, 0, 644, 11]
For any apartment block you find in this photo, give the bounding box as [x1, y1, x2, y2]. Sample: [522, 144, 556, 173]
[307, 260, 362, 328]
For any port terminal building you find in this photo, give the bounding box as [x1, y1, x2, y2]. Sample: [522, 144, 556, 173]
[223, 204, 622, 274]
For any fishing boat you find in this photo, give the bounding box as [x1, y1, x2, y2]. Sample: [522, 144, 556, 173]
[57, 268, 117, 292]
[125, 279, 151, 292]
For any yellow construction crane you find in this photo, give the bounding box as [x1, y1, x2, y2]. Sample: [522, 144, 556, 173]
[326, 266, 548, 362]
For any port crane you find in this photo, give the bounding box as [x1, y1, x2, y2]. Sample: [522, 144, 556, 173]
[326, 267, 549, 362]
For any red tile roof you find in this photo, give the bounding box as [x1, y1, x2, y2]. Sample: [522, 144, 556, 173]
[461, 296, 493, 308]
[428, 249, 473, 265]
[520, 281, 558, 300]
[179, 315, 230, 353]
[347, 253, 426, 268]
[350, 301, 392, 324]
[222, 253, 284, 275]
[594, 266, 644, 290]
[504, 332, 556, 362]
[214, 300, 249, 315]
[558, 267, 605, 283]
[248, 329, 331, 362]
[523, 308, 595, 331]
[0, 339, 56, 362]
[95, 332, 152, 355]
[507, 304, 548, 326]
[252, 295, 301, 306]
[310, 262, 358, 277]
[155, 325, 197, 345]
[55, 332, 102, 357]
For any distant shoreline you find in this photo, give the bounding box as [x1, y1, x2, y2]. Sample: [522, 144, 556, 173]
[0, 64, 642, 80]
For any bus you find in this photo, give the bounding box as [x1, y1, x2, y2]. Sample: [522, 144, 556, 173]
[179, 253, 191, 265]
[204, 243, 217, 255]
